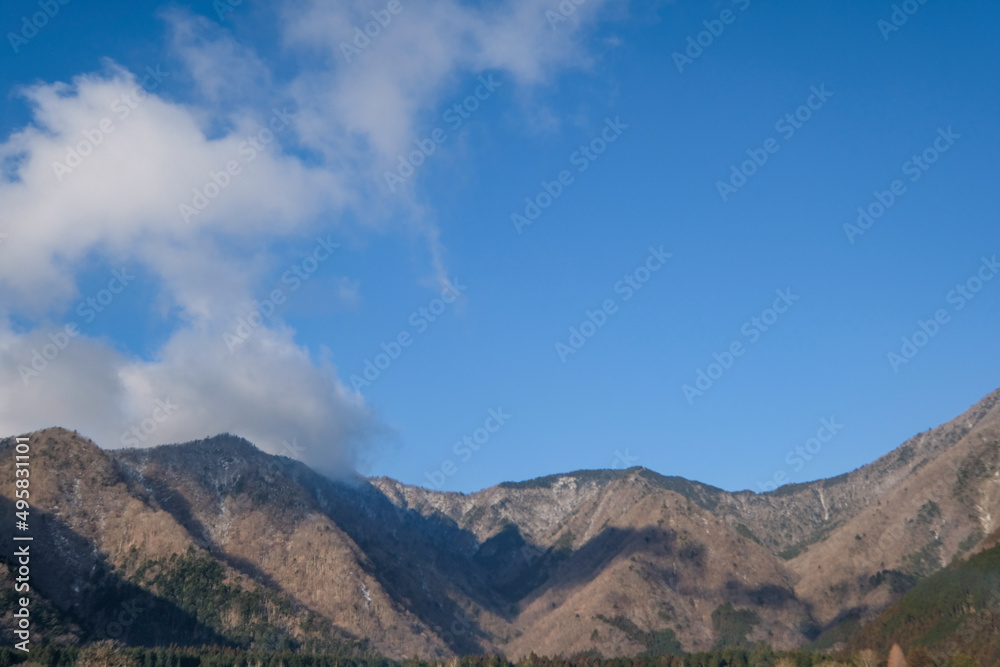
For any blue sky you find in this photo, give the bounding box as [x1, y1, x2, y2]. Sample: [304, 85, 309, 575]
[0, 0, 997, 494]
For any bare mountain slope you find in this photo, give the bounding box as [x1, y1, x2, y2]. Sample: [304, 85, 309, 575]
[2, 388, 998, 658]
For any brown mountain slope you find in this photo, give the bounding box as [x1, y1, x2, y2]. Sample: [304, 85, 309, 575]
[110, 436, 468, 659]
[2, 388, 998, 659]
[785, 390, 1000, 627]
[0, 430, 234, 647]
[370, 388, 1000, 655]
[0, 430, 384, 653]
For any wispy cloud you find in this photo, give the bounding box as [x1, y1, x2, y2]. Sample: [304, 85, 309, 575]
[0, 0, 615, 474]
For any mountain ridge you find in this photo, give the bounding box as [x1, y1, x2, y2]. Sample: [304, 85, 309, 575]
[2, 387, 998, 659]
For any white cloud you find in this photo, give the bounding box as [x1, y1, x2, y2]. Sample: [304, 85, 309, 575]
[0, 64, 347, 316]
[0, 64, 366, 471]
[282, 0, 614, 166]
[0, 0, 615, 473]
[164, 8, 273, 109]
[0, 319, 374, 478]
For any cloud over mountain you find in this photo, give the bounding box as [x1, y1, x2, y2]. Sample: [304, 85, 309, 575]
[0, 0, 614, 472]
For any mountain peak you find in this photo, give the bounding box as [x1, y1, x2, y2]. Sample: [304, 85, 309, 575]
[4, 388, 999, 659]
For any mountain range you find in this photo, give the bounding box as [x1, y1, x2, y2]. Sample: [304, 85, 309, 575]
[2, 388, 999, 660]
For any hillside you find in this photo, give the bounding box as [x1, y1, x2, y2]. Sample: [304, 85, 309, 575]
[1, 388, 998, 659]
[836, 528, 1000, 665]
